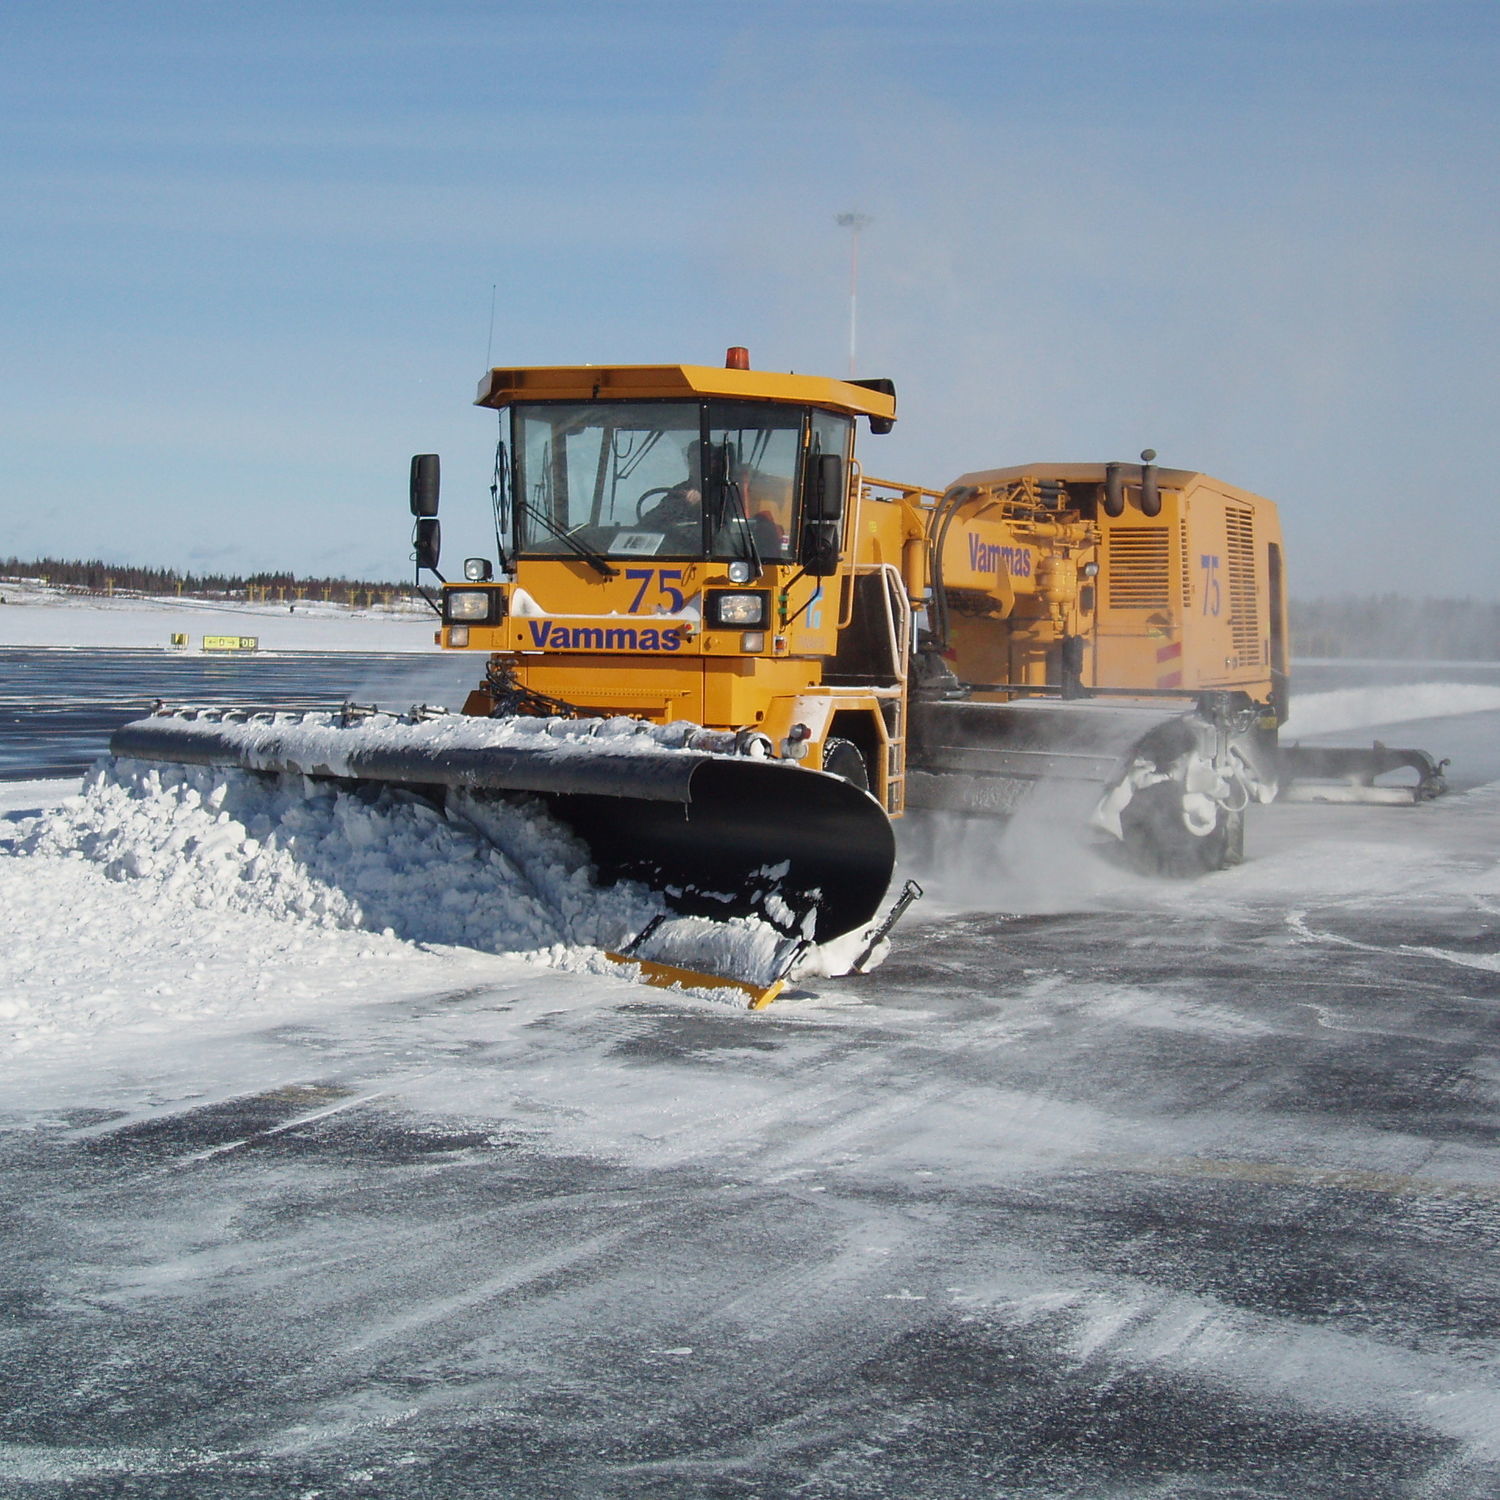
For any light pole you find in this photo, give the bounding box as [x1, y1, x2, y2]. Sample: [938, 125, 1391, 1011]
[836, 212, 872, 377]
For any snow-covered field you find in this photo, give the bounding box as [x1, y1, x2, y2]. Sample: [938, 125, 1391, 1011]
[4, 597, 1500, 1496]
[0, 578, 436, 652]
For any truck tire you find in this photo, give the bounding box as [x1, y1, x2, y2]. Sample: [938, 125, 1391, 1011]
[822, 737, 869, 791]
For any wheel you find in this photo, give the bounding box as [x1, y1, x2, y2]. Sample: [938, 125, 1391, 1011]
[821, 737, 869, 791]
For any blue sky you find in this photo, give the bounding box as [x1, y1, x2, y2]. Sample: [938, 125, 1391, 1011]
[4, 0, 1497, 595]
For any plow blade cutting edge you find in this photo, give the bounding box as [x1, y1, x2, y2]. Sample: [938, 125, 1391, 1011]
[108, 710, 897, 948]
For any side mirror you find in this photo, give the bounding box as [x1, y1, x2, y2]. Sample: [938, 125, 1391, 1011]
[410, 454, 440, 517]
[800, 521, 841, 576]
[414, 517, 441, 572]
[808, 453, 845, 522]
[849, 377, 897, 435]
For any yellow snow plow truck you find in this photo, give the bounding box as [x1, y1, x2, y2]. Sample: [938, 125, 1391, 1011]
[112, 348, 1445, 1000]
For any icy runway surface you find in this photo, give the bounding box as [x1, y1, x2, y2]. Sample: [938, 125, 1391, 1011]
[2, 676, 1500, 1495]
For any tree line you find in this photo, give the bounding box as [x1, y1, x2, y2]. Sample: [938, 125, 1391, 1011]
[1292, 595, 1500, 661]
[1, 556, 420, 601]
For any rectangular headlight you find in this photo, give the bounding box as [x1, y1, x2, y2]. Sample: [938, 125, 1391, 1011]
[444, 588, 499, 623]
[707, 590, 769, 628]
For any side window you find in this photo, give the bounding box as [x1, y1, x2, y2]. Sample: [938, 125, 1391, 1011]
[809, 411, 852, 466]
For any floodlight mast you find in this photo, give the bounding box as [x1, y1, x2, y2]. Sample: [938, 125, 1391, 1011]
[836, 212, 873, 377]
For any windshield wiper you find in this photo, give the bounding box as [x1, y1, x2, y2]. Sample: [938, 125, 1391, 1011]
[519, 499, 619, 578]
[715, 477, 764, 577]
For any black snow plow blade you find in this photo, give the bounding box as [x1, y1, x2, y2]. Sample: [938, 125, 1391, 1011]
[542, 759, 892, 943]
[1276, 741, 1448, 804]
[109, 708, 895, 945]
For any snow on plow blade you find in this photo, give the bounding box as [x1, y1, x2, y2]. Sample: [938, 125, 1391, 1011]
[1276, 742, 1448, 804]
[108, 708, 896, 947]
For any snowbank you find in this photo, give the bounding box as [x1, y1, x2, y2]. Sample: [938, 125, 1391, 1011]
[0, 762, 666, 1057]
[0, 757, 841, 1057]
[24, 760, 661, 953]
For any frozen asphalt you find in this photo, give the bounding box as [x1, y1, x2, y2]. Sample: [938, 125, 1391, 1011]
[4, 792, 1500, 1497]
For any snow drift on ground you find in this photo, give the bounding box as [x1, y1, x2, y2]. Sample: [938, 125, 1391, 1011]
[0, 758, 832, 1060]
[22, 760, 662, 955]
[0, 760, 673, 1059]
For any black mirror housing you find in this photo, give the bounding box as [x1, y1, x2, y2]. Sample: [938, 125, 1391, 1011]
[800, 521, 841, 576]
[849, 377, 897, 435]
[414, 517, 441, 572]
[808, 453, 846, 522]
[410, 454, 440, 517]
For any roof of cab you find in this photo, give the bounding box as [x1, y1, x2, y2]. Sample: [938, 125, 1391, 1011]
[475, 362, 897, 423]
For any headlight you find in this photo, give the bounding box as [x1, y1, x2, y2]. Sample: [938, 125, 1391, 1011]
[707, 590, 769, 628]
[444, 588, 500, 623]
[463, 557, 494, 581]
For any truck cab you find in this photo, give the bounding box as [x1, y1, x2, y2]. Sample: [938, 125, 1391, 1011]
[425, 353, 915, 810]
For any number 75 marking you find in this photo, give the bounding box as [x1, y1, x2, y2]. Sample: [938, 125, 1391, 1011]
[1199, 554, 1222, 616]
[625, 568, 686, 613]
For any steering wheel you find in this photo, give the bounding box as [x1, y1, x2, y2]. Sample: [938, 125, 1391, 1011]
[635, 487, 675, 521]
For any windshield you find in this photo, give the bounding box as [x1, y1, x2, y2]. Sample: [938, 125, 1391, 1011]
[511, 400, 816, 562]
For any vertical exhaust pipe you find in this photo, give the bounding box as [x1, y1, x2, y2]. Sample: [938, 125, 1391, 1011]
[1104, 463, 1125, 517]
[1140, 449, 1160, 517]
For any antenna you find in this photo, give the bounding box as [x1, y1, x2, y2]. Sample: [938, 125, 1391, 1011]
[485, 283, 498, 367]
[835, 212, 872, 377]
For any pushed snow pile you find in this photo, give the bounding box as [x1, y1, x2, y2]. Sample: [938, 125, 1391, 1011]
[21, 759, 663, 957]
[1284, 683, 1500, 738]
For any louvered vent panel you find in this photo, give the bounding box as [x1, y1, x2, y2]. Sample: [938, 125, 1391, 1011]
[1180, 521, 1192, 609]
[1105, 528, 1171, 610]
[1225, 507, 1260, 661]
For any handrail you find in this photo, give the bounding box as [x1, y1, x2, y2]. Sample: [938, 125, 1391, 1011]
[839, 461, 863, 631]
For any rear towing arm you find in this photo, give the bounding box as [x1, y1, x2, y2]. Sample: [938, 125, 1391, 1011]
[1276, 742, 1449, 804]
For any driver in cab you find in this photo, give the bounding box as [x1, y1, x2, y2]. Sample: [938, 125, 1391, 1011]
[638, 441, 703, 545]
